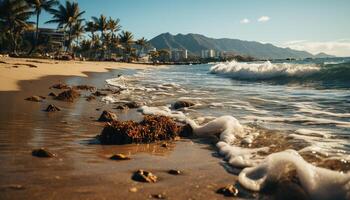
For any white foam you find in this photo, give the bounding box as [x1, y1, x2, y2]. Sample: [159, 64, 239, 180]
[210, 60, 320, 80]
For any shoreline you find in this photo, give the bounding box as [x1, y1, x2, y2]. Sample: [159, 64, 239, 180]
[0, 57, 162, 92]
[0, 64, 249, 200]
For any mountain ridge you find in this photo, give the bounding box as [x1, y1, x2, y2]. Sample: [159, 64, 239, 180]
[149, 33, 334, 59]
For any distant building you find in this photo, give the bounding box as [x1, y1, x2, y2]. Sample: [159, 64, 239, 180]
[201, 49, 215, 58]
[171, 49, 188, 61]
[38, 28, 65, 51]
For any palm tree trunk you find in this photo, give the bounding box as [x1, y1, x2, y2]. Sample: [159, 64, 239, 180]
[28, 12, 40, 55]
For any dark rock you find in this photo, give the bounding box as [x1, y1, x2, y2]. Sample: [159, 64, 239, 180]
[25, 96, 43, 102]
[132, 169, 157, 183]
[114, 101, 142, 110]
[179, 124, 193, 137]
[45, 104, 61, 112]
[109, 154, 131, 161]
[55, 89, 80, 102]
[98, 110, 118, 122]
[151, 194, 167, 199]
[216, 185, 239, 197]
[92, 91, 107, 96]
[39, 96, 46, 99]
[97, 115, 183, 145]
[168, 169, 181, 175]
[48, 92, 57, 97]
[73, 85, 96, 91]
[50, 83, 70, 89]
[32, 148, 55, 158]
[173, 100, 195, 110]
[161, 143, 168, 148]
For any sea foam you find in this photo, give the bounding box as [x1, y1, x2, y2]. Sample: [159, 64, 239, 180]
[210, 60, 320, 80]
[138, 105, 350, 199]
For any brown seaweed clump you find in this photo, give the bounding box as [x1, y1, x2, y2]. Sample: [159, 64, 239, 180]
[98, 115, 192, 145]
[55, 89, 80, 102]
[73, 85, 96, 91]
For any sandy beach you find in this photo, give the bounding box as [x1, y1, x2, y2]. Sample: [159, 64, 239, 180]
[0, 57, 155, 91]
[0, 58, 250, 200]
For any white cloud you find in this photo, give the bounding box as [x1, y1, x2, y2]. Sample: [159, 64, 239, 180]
[240, 18, 250, 24]
[282, 39, 350, 57]
[258, 16, 270, 22]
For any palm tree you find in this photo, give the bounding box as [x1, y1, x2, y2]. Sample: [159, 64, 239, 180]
[92, 14, 108, 41]
[26, 0, 58, 54]
[71, 20, 84, 46]
[135, 37, 148, 57]
[119, 31, 134, 61]
[46, 0, 85, 52]
[107, 17, 121, 39]
[85, 20, 97, 37]
[0, 0, 33, 55]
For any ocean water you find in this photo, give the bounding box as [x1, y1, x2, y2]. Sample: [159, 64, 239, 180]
[105, 57, 350, 199]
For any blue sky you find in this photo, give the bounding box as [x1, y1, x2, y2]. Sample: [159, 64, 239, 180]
[36, 0, 350, 56]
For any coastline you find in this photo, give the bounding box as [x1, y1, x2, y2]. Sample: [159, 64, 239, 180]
[0, 57, 160, 92]
[0, 64, 247, 200]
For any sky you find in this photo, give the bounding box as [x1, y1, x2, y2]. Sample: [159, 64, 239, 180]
[36, 0, 350, 56]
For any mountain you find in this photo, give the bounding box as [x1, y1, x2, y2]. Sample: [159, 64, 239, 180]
[314, 52, 335, 58]
[149, 33, 332, 59]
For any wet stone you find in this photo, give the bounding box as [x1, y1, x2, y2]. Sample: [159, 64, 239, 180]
[25, 96, 43, 102]
[86, 95, 96, 101]
[55, 89, 80, 102]
[161, 143, 168, 148]
[50, 83, 70, 89]
[98, 110, 118, 122]
[151, 193, 167, 199]
[216, 185, 239, 197]
[32, 148, 56, 158]
[48, 92, 57, 97]
[173, 100, 195, 110]
[109, 154, 131, 161]
[168, 169, 181, 175]
[132, 169, 157, 183]
[45, 104, 61, 112]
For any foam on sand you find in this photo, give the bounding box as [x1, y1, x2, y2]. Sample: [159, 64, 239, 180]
[138, 106, 350, 199]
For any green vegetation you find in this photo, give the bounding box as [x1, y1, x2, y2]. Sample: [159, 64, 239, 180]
[0, 0, 150, 62]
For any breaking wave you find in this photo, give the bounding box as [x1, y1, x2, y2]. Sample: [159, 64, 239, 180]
[210, 60, 350, 87]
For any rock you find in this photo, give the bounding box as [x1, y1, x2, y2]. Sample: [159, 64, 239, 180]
[39, 96, 46, 99]
[115, 101, 142, 110]
[129, 187, 138, 192]
[86, 95, 96, 101]
[98, 110, 118, 122]
[92, 91, 107, 96]
[216, 185, 239, 197]
[97, 115, 183, 145]
[173, 100, 195, 110]
[50, 83, 70, 89]
[73, 85, 96, 91]
[161, 143, 168, 148]
[48, 92, 57, 97]
[168, 169, 181, 175]
[132, 169, 157, 183]
[109, 154, 131, 161]
[32, 148, 55, 158]
[179, 124, 193, 137]
[55, 89, 80, 102]
[45, 104, 61, 112]
[151, 194, 167, 199]
[25, 96, 43, 102]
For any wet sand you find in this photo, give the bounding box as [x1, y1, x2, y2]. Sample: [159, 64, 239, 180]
[0, 67, 251, 199]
